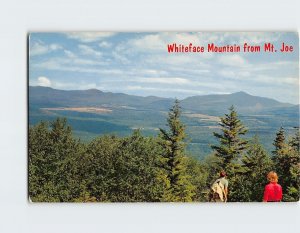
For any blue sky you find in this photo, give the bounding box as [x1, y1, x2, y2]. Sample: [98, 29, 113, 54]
[29, 32, 299, 104]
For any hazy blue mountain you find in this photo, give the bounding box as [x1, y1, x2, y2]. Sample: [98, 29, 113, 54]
[181, 91, 293, 115]
[30, 86, 293, 114]
[29, 86, 299, 159]
[29, 86, 174, 110]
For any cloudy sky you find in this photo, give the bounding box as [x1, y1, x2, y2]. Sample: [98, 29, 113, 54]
[29, 32, 299, 104]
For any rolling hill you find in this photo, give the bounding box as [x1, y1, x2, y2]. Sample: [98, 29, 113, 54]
[29, 86, 173, 110]
[181, 91, 293, 115]
[29, 86, 299, 158]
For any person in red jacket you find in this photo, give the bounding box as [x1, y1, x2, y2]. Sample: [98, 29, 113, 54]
[263, 171, 282, 202]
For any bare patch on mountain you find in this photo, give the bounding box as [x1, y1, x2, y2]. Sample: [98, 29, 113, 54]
[41, 107, 112, 114]
[183, 113, 220, 122]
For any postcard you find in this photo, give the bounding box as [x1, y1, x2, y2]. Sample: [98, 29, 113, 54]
[28, 32, 299, 202]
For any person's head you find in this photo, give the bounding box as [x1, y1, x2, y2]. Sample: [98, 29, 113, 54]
[267, 171, 278, 183]
[220, 170, 226, 178]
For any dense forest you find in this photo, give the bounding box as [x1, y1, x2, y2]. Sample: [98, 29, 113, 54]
[29, 101, 300, 202]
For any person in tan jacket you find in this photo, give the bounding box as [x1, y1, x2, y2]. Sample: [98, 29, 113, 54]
[210, 171, 228, 202]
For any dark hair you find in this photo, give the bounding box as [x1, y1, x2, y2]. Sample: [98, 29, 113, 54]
[220, 171, 226, 177]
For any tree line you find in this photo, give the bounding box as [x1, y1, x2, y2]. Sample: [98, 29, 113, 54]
[29, 101, 300, 202]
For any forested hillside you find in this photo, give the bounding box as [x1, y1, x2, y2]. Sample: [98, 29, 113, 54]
[29, 86, 299, 157]
[29, 101, 300, 202]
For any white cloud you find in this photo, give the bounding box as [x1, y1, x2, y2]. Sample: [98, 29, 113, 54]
[33, 48, 108, 71]
[124, 85, 206, 95]
[167, 66, 211, 75]
[137, 77, 190, 85]
[112, 51, 130, 64]
[218, 54, 248, 67]
[255, 74, 299, 85]
[127, 69, 169, 77]
[250, 61, 298, 72]
[78, 44, 102, 57]
[49, 44, 62, 50]
[219, 70, 236, 78]
[203, 32, 283, 45]
[30, 43, 48, 56]
[113, 32, 216, 68]
[219, 70, 251, 79]
[29, 32, 298, 103]
[120, 32, 207, 54]
[146, 54, 202, 66]
[33, 58, 121, 75]
[130, 34, 165, 51]
[125, 85, 159, 91]
[232, 32, 282, 44]
[30, 41, 62, 56]
[65, 32, 117, 42]
[239, 71, 251, 77]
[109, 32, 286, 74]
[98, 41, 112, 48]
[64, 50, 77, 58]
[53, 82, 99, 90]
[37, 76, 51, 87]
[118, 32, 282, 55]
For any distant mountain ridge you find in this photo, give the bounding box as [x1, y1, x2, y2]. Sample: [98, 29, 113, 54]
[182, 91, 294, 115]
[29, 86, 295, 115]
[29, 86, 299, 157]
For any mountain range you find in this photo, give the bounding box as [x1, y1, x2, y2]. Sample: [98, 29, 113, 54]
[29, 86, 299, 158]
[29, 86, 295, 113]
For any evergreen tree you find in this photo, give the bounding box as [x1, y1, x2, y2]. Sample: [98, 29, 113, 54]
[211, 106, 248, 202]
[211, 106, 248, 171]
[80, 135, 120, 202]
[29, 118, 84, 202]
[289, 127, 300, 152]
[273, 127, 300, 201]
[272, 126, 286, 155]
[158, 99, 195, 202]
[85, 130, 164, 202]
[186, 156, 208, 201]
[241, 136, 273, 201]
[29, 121, 52, 201]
